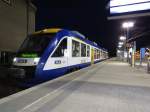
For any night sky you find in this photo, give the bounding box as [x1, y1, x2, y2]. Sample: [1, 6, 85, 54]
[33, 0, 150, 57]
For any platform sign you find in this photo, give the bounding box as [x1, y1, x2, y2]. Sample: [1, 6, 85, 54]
[108, 0, 150, 19]
[140, 48, 145, 59]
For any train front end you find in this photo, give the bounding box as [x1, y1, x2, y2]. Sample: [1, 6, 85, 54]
[9, 29, 59, 84]
[12, 53, 40, 80]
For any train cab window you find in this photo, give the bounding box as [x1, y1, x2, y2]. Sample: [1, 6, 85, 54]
[18, 34, 55, 56]
[81, 43, 86, 57]
[72, 40, 80, 57]
[87, 45, 90, 57]
[52, 38, 67, 57]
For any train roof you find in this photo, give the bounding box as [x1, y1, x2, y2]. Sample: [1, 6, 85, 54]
[33, 28, 62, 35]
[32, 28, 108, 52]
[68, 30, 107, 51]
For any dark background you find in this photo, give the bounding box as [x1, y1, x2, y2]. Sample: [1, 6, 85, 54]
[33, 0, 150, 57]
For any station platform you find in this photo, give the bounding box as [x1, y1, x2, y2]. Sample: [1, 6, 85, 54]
[0, 58, 150, 112]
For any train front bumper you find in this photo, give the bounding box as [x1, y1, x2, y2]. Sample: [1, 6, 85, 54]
[0, 67, 26, 79]
[8, 68, 26, 79]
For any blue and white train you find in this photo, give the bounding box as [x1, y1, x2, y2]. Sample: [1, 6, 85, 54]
[11, 28, 108, 86]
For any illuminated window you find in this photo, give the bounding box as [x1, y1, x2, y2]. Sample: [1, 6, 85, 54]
[81, 43, 86, 57]
[94, 49, 97, 59]
[72, 40, 80, 57]
[87, 45, 90, 57]
[97, 50, 100, 59]
[96, 49, 98, 59]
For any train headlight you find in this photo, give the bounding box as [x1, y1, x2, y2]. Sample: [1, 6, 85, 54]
[34, 58, 40, 64]
[13, 58, 17, 62]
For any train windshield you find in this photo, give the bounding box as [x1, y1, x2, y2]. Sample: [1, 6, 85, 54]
[18, 34, 55, 56]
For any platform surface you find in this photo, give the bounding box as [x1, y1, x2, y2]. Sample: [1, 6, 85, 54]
[0, 59, 150, 112]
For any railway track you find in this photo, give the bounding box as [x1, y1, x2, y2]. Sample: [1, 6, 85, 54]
[0, 78, 24, 99]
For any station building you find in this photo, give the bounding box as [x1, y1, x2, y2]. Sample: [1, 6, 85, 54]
[0, 0, 36, 51]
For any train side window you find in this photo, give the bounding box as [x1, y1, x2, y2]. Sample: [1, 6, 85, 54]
[102, 51, 103, 58]
[52, 38, 67, 57]
[72, 40, 80, 57]
[97, 49, 99, 59]
[97, 50, 99, 59]
[81, 43, 86, 57]
[94, 49, 97, 59]
[87, 45, 90, 57]
[98, 50, 100, 59]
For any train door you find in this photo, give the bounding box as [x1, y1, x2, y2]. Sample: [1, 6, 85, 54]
[91, 48, 94, 64]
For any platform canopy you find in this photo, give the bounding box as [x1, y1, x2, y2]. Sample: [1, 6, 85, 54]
[107, 0, 150, 20]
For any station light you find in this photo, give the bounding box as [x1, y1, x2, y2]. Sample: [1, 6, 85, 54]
[118, 45, 122, 48]
[110, 2, 150, 14]
[110, 0, 150, 14]
[118, 42, 124, 45]
[110, 0, 150, 7]
[120, 36, 126, 41]
[117, 50, 121, 53]
[122, 22, 134, 28]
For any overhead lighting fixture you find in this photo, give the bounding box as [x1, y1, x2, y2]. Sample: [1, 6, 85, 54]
[118, 45, 122, 48]
[119, 42, 124, 45]
[120, 36, 126, 41]
[110, 2, 150, 14]
[117, 50, 121, 53]
[122, 22, 134, 28]
[110, 0, 150, 14]
[110, 0, 150, 7]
